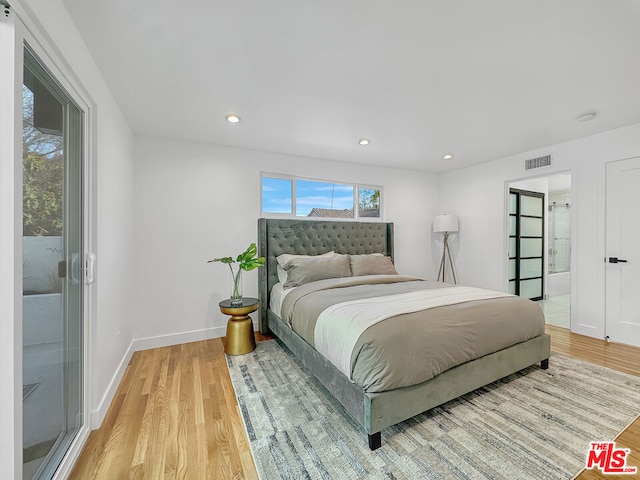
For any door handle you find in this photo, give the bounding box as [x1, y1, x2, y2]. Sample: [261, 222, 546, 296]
[57, 260, 67, 278]
[608, 257, 628, 264]
[85, 252, 96, 284]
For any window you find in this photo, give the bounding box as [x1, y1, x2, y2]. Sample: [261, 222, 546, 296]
[261, 177, 292, 214]
[261, 174, 382, 220]
[358, 187, 380, 218]
[297, 179, 354, 218]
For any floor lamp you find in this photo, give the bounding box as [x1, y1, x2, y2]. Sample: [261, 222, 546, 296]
[434, 214, 459, 284]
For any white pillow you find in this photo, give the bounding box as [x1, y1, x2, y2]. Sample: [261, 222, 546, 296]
[276, 251, 335, 284]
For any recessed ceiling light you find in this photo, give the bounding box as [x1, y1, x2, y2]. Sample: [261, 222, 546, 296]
[443, 154, 453, 160]
[359, 139, 370, 146]
[576, 112, 597, 122]
[226, 114, 241, 123]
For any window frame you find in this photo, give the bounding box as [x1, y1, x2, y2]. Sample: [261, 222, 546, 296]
[260, 172, 383, 221]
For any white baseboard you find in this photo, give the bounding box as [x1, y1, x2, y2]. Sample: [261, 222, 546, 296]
[90, 340, 134, 428]
[89, 319, 257, 429]
[130, 325, 227, 352]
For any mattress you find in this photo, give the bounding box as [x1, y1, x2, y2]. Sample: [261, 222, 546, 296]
[269, 282, 295, 317]
[279, 275, 545, 393]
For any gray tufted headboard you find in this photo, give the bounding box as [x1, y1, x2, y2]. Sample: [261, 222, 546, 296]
[257, 218, 394, 333]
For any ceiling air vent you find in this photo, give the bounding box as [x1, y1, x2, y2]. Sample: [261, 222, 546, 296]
[524, 154, 552, 170]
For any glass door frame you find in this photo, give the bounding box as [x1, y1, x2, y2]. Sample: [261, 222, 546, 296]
[12, 11, 96, 480]
[508, 188, 545, 301]
[23, 45, 85, 479]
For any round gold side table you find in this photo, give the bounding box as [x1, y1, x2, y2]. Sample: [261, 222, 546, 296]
[219, 297, 259, 355]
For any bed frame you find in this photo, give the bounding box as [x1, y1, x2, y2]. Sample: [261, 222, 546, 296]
[257, 218, 551, 450]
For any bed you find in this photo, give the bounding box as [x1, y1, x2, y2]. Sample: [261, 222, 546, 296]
[257, 218, 550, 450]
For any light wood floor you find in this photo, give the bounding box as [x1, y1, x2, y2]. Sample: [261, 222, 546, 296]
[547, 325, 640, 480]
[69, 326, 640, 480]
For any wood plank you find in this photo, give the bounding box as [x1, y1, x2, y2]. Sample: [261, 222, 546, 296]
[162, 344, 183, 479]
[69, 329, 638, 479]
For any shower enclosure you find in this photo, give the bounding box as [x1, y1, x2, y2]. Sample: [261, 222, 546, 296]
[549, 201, 570, 273]
[548, 193, 571, 297]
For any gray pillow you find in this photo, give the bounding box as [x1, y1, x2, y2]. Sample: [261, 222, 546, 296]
[350, 254, 398, 276]
[283, 255, 351, 288]
[276, 251, 335, 284]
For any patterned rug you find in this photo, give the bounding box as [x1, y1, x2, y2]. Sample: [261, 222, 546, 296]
[226, 340, 640, 480]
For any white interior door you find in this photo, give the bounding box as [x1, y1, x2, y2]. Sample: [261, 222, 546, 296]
[605, 157, 640, 347]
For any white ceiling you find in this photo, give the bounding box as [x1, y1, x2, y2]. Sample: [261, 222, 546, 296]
[61, 0, 640, 173]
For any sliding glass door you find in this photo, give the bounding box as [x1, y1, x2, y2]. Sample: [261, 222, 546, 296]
[22, 47, 84, 480]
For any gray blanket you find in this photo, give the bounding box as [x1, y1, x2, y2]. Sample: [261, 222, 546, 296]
[280, 276, 545, 393]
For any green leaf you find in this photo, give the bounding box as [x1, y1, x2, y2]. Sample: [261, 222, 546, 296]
[237, 243, 258, 263]
[209, 243, 264, 270]
[207, 256, 234, 264]
[240, 257, 266, 271]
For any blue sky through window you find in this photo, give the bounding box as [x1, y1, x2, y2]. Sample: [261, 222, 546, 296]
[262, 176, 379, 217]
[261, 177, 292, 214]
[295, 180, 353, 216]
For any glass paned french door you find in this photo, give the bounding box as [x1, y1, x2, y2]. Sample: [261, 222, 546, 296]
[22, 47, 83, 480]
[508, 189, 544, 300]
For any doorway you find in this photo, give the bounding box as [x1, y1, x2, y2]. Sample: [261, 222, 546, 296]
[22, 47, 84, 479]
[507, 173, 572, 328]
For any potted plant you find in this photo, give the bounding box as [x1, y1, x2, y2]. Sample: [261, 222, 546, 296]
[208, 243, 265, 306]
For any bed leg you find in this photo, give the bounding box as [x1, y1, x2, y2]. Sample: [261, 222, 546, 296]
[368, 432, 381, 450]
[540, 358, 549, 370]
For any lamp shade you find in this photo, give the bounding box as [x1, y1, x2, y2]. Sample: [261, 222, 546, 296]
[433, 214, 459, 233]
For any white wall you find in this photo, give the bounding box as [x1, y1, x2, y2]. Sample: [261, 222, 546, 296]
[132, 136, 440, 342]
[11, 0, 136, 461]
[439, 122, 640, 340]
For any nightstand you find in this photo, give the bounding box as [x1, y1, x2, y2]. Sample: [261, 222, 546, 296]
[219, 297, 259, 355]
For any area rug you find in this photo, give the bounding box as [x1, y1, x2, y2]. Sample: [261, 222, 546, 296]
[226, 340, 640, 480]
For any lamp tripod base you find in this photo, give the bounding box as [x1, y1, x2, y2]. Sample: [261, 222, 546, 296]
[437, 232, 457, 284]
